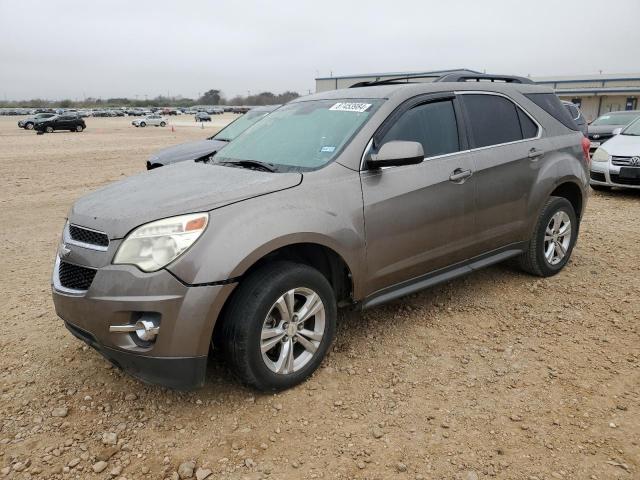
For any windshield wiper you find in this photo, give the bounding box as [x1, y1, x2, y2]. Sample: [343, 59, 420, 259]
[217, 159, 277, 172]
[214, 137, 231, 142]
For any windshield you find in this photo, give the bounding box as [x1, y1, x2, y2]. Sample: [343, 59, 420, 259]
[622, 117, 640, 136]
[212, 109, 274, 141]
[592, 112, 640, 126]
[214, 99, 382, 171]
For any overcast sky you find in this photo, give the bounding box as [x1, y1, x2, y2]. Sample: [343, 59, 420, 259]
[1, 0, 639, 101]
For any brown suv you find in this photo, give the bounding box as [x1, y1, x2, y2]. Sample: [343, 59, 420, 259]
[51, 72, 589, 390]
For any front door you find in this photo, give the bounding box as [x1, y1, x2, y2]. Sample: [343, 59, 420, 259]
[361, 95, 477, 296]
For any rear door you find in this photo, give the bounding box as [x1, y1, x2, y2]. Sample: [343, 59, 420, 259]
[361, 93, 478, 295]
[56, 115, 71, 130]
[457, 92, 548, 252]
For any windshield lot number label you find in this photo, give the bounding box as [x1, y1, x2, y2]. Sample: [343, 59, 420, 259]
[329, 102, 372, 113]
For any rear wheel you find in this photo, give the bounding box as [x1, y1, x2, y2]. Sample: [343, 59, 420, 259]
[160, 121, 166, 127]
[76, 125, 83, 132]
[139, 122, 146, 127]
[25, 122, 34, 130]
[221, 261, 336, 391]
[518, 196, 577, 277]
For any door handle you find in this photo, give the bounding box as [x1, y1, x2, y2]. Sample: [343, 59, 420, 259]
[449, 168, 473, 183]
[528, 148, 545, 159]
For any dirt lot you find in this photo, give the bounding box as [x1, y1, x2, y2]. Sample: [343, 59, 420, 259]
[1, 115, 639, 480]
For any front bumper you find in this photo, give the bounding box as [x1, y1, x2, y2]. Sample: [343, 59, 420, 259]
[52, 255, 236, 389]
[590, 162, 640, 189]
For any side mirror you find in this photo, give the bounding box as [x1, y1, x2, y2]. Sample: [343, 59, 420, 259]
[612, 128, 622, 135]
[368, 141, 424, 168]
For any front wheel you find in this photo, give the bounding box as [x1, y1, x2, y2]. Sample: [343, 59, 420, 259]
[45, 126, 54, 133]
[221, 261, 336, 391]
[518, 196, 578, 277]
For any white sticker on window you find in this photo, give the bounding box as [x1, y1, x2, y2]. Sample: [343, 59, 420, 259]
[320, 146, 336, 153]
[329, 102, 372, 113]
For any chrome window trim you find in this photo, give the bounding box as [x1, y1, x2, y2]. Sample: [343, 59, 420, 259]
[454, 90, 543, 144]
[360, 90, 543, 171]
[65, 222, 109, 252]
[52, 256, 88, 296]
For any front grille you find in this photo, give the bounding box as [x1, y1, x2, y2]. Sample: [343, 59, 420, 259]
[590, 171, 606, 182]
[612, 156, 640, 166]
[610, 174, 640, 186]
[69, 225, 109, 248]
[58, 262, 97, 291]
[589, 134, 612, 142]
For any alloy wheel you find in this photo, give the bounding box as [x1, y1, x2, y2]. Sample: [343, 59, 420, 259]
[544, 211, 572, 265]
[260, 287, 325, 375]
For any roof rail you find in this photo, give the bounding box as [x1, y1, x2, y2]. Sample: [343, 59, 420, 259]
[348, 70, 533, 88]
[349, 74, 444, 88]
[435, 72, 534, 84]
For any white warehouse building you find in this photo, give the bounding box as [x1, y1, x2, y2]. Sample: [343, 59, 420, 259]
[315, 69, 640, 122]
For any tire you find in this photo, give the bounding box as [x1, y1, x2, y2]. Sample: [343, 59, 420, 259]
[25, 122, 34, 130]
[518, 196, 578, 277]
[221, 261, 337, 391]
[590, 184, 611, 192]
[139, 122, 146, 127]
[45, 126, 53, 133]
[76, 125, 83, 132]
[160, 121, 166, 127]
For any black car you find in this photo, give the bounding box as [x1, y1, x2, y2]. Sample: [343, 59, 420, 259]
[34, 114, 86, 133]
[18, 113, 56, 130]
[195, 112, 211, 122]
[587, 110, 640, 153]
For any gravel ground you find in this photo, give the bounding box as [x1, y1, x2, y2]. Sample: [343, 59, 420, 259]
[0, 116, 639, 480]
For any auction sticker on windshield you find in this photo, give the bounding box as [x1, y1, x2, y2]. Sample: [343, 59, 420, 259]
[329, 102, 372, 113]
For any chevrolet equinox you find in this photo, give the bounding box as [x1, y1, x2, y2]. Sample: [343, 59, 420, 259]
[52, 72, 590, 391]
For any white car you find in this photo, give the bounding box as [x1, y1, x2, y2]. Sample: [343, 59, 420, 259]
[132, 115, 167, 128]
[590, 117, 640, 190]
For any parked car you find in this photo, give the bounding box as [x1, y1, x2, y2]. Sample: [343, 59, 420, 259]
[587, 110, 640, 154]
[132, 115, 167, 127]
[51, 73, 588, 391]
[18, 113, 56, 130]
[590, 117, 640, 190]
[212, 107, 224, 115]
[34, 114, 86, 133]
[562, 101, 587, 136]
[195, 112, 211, 122]
[148, 105, 279, 169]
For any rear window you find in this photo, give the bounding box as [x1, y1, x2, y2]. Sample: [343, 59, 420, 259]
[525, 93, 579, 130]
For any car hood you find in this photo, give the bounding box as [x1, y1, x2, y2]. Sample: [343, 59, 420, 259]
[69, 162, 302, 238]
[148, 139, 227, 166]
[588, 125, 618, 136]
[599, 133, 640, 156]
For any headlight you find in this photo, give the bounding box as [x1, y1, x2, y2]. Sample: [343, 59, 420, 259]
[113, 213, 208, 272]
[592, 147, 610, 162]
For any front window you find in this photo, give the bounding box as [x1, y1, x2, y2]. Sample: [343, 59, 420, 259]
[212, 109, 275, 142]
[592, 112, 640, 126]
[622, 118, 640, 136]
[214, 99, 382, 171]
